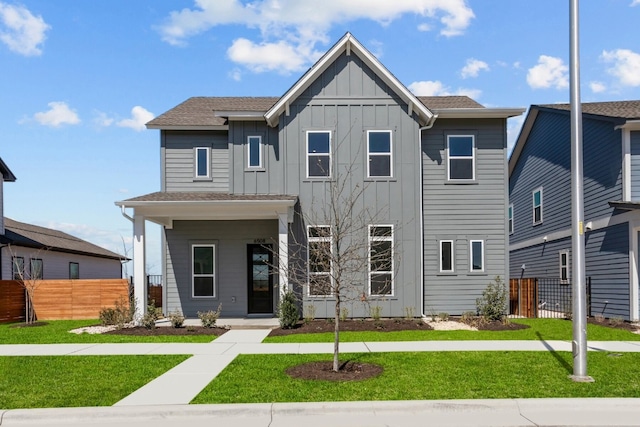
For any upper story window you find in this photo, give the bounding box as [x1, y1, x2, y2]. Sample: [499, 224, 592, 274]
[470, 240, 484, 272]
[69, 262, 80, 279]
[367, 131, 392, 178]
[307, 131, 331, 178]
[447, 135, 475, 181]
[193, 244, 215, 298]
[308, 226, 332, 296]
[247, 136, 263, 169]
[369, 225, 394, 296]
[532, 187, 543, 225]
[12, 256, 24, 280]
[508, 204, 514, 234]
[194, 147, 210, 179]
[30, 258, 43, 280]
[440, 240, 454, 273]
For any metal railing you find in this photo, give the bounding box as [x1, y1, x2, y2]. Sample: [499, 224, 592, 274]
[510, 277, 591, 318]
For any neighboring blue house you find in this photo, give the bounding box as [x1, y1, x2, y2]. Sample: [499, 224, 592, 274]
[118, 33, 523, 319]
[509, 101, 640, 321]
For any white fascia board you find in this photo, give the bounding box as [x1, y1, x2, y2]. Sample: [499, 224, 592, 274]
[264, 32, 434, 127]
[215, 111, 268, 121]
[508, 107, 539, 177]
[434, 108, 525, 119]
[616, 119, 640, 131]
[145, 125, 229, 131]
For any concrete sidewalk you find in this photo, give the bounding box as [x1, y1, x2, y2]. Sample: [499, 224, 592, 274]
[2, 399, 640, 426]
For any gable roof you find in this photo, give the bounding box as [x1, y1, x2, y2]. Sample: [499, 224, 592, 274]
[264, 32, 434, 127]
[509, 100, 640, 176]
[0, 157, 16, 182]
[2, 218, 126, 261]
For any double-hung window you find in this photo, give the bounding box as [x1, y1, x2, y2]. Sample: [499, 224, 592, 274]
[470, 240, 484, 272]
[307, 131, 331, 178]
[192, 244, 215, 297]
[447, 135, 475, 180]
[508, 204, 514, 234]
[247, 136, 262, 168]
[30, 258, 43, 280]
[194, 147, 210, 179]
[12, 256, 24, 280]
[533, 187, 543, 224]
[308, 226, 332, 296]
[440, 240, 454, 273]
[559, 251, 570, 283]
[367, 130, 392, 178]
[369, 225, 394, 296]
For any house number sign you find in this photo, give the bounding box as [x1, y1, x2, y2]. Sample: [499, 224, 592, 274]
[254, 238, 266, 244]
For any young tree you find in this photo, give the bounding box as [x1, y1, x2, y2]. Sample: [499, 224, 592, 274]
[8, 246, 47, 324]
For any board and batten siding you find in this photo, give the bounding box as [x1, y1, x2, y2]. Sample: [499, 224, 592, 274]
[422, 118, 509, 315]
[630, 130, 640, 200]
[162, 130, 229, 192]
[275, 51, 423, 318]
[164, 220, 278, 318]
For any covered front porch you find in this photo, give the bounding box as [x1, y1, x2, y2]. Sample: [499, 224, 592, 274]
[116, 192, 297, 320]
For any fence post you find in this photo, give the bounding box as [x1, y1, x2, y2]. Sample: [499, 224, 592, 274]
[518, 279, 522, 317]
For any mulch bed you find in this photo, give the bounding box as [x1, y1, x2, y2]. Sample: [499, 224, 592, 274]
[268, 319, 431, 337]
[103, 326, 227, 337]
[286, 360, 384, 381]
[587, 317, 640, 333]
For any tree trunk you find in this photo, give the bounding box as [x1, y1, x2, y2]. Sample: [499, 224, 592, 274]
[333, 296, 340, 372]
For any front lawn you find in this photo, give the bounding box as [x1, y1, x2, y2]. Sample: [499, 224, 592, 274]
[263, 319, 640, 343]
[0, 320, 220, 344]
[0, 355, 189, 409]
[192, 351, 640, 403]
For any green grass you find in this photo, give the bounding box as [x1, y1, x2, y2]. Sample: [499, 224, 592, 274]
[0, 355, 189, 409]
[263, 319, 640, 343]
[0, 320, 218, 344]
[192, 351, 640, 403]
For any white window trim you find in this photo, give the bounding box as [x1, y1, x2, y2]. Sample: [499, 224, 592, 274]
[439, 240, 454, 273]
[559, 250, 570, 283]
[306, 130, 332, 178]
[247, 135, 263, 169]
[508, 204, 514, 235]
[368, 224, 394, 296]
[194, 147, 210, 179]
[447, 135, 475, 181]
[367, 130, 393, 178]
[532, 187, 543, 225]
[192, 244, 216, 298]
[307, 225, 332, 297]
[470, 240, 484, 272]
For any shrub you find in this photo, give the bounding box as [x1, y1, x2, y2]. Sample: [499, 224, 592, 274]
[404, 306, 415, 320]
[304, 305, 316, 324]
[168, 309, 185, 328]
[198, 304, 222, 328]
[460, 311, 476, 325]
[476, 276, 508, 322]
[141, 302, 163, 330]
[99, 296, 134, 328]
[370, 305, 382, 321]
[278, 290, 299, 329]
[340, 307, 349, 322]
[437, 312, 450, 322]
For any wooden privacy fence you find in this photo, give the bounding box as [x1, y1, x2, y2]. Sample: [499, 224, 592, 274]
[0, 280, 26, 323]
[510, 278, 591, 318]
[0, 279, 129, 322]
[509, 278, 538, 317]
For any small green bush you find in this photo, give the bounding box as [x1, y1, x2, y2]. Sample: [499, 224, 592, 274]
[99, 296, 134, 328]
[198, 304, 222, 328]
[303, 305, 316, 324]
[370, 305, 382, 321]
[460, 311, 476, 325]
[404, 306, 415, 320]
[476, 276, 508, 321]
[141, 302, 162, 330]
[340, 307, 349, 322]
[168, 309, 185, 328]
[278, 291, 299, 329]
[437, 312, 450, 321]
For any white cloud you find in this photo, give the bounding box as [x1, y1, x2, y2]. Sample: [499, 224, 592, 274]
[93, 111, 114, 128]
[526, 55, 568, 90]
[417, 23, 431, 32]
[589, 81, 607, 93]
[228, 68, 242, 81]
[160, 0, 474, 73]
[601, 49, 640, 87]
[37, 220, 129, 257]
[408, 80, 481, 99]
[460, 58, 489, 78]
[0, 2, 50, 56]
[32, 101, 80, 127]
[116, 106, 155, 132]
[632, 0, 640, 6]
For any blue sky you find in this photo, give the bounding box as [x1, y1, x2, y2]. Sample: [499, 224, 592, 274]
[2, 0, 640, 274]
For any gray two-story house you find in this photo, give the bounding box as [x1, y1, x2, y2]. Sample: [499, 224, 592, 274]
[509, 101, 640, 321]
[118, 33, 523, 319]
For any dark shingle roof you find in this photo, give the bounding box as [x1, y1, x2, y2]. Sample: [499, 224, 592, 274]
[537, 100, 640, 119]
[146, 96, 484, 128]
[121, 192, 298, 203]
[0, 157, 16, 182]
[3, 218, 125, 260]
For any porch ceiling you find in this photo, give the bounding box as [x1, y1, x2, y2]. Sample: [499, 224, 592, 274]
[116, 192, 297, 227]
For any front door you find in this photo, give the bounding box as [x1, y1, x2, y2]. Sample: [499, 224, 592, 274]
[247, 244, 273, 314]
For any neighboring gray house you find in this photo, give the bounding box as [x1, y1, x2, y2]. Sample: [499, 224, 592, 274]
[0, 157, 125, 280]
[509, 101, 640, 321]
[118, 33, 523, 319]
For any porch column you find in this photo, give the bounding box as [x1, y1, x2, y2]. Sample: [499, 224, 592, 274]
[278, 212, 289, 298]
[133, 213, 147, 322]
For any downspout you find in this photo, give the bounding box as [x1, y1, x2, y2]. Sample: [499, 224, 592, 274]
[418, 114, 438, 317]
[120, 205, 134, 223]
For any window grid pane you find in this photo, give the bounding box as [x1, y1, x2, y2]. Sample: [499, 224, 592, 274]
[533, 189, 543, 224]
[368, 131, 392, 177]
[470, 241, 483, 272]
[248, 136, 261, 168]
[308, 226, 332, 296]
[440, 241, 453, 272]
[307, 132, 331, 178]
[196, 148, 208, 177]
[193, 245, 215, 297]
[369, 225, 393, 295]
[448, 135, 474, 180]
